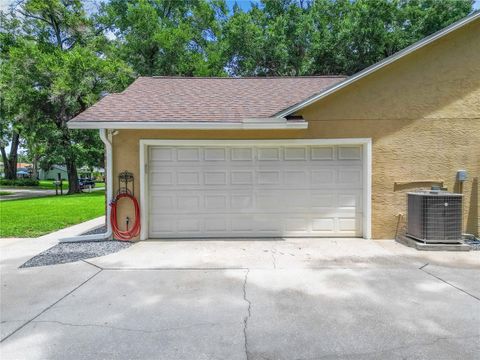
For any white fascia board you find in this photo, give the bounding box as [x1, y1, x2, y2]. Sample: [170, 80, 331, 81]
[275, 11, 480, 118]
[139, 138, 371, 147]
[68, 120, 307, 130]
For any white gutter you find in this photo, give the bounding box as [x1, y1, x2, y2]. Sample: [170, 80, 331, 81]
[67, 119, 308, 130]
[60, 129, 113, 242]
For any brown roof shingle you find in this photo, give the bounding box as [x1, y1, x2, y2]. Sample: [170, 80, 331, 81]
[69, 76, 345, 123]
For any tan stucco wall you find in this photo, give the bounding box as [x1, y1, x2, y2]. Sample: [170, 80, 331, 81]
[111, 19, 480, 239]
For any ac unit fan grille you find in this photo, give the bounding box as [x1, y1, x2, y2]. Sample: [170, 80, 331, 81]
[407, 193, 462, 243]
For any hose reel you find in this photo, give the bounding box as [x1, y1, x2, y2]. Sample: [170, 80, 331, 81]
[110, 171, 140, 240]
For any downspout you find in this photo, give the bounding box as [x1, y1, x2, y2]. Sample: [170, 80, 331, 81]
[59, 129, 113, 242]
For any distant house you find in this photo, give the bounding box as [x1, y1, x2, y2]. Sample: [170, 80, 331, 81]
[39, 165, 68, 180]
[78, 166, 105, 181]
[0, 162, 33, 178]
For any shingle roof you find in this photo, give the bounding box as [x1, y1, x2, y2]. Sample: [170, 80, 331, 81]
[69, 76, 345, 123]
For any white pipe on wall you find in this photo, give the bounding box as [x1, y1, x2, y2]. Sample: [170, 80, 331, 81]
[60, 129, 113, 242]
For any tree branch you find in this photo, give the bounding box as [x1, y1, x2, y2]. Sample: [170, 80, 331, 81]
[16, 9, 52, 26]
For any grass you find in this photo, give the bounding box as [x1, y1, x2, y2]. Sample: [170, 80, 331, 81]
[0, 191, 105, 238]
[38, 180, 68, 189]
[0, 191, 12, 196]
[38, 180, 105, 189]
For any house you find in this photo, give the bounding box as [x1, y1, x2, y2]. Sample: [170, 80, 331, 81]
[68, 12, 480, 240]
[0, 162, 32, 178]
[78, 166, 105, 181]
[39, 165, 68, 180]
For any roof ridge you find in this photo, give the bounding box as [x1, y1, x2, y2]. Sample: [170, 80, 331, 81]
[138, 75, 347, 79]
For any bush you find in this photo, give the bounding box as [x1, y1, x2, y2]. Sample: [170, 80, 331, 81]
[0, 178, 39, 187]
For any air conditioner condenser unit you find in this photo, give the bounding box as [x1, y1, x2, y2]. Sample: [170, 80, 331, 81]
[407, 191, 463, 243]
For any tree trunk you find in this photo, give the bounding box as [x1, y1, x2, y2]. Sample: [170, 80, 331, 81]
[66, 157, 80, 194]
[0, 146, 8, 177]
[32, 155, 39, 180]
[58, 117, 80, 194]
[1, 131, 20, 180]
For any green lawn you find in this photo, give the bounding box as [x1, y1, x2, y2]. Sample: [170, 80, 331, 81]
[38, 180, 68, 189]
[38, 180, 105, 189]
[0, 191, 105, 238]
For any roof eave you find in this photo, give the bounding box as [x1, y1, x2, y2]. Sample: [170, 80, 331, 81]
[67, 119, 308, 130]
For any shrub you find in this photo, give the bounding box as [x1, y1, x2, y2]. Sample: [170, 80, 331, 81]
[0, 178, 39, 187]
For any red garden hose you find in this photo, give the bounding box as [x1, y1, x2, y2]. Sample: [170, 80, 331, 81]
[110, 193, 141, 240]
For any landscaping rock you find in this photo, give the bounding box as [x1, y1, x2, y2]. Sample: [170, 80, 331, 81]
[20, 240, 132, 268]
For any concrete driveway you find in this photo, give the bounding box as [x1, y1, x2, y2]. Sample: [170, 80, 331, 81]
[1, 228, 479, 359]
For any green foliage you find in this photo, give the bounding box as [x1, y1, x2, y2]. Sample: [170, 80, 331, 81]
[222, 0, 473, 76]
[0, 178, 39, 187]
[1, 0, 134, 193]
[0, 191, 105, 237]
[99, 0, 229, 76]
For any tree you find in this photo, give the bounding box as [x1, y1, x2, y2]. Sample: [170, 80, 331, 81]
[0, 113, 21, 180]
[1, 0, 133, 193]
[0, 10, 22, 180]
[99, 0, 229, 76]
[222, 0, 473, 76]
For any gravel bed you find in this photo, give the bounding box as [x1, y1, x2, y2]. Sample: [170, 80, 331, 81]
[82, 225, 107, 236]
[20, 238, 132, 268]
[464, 238, 480, 251]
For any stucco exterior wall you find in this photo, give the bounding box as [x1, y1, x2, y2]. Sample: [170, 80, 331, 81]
[111, 19, 480, 239]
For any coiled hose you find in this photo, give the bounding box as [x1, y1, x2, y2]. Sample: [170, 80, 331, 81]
[110, 193, 141, 240]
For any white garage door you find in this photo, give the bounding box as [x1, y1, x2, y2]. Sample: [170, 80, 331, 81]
[148, 144, 363, 238]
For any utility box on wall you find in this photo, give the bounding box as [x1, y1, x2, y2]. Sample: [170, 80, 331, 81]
[407, 192, 463, 243]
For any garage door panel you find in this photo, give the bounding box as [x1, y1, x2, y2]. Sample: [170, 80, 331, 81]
[258, 147, 281, 161]
[177, 147, 200, 161]
[338, 145, 362, 160]
[312, 218, 335, 232]
[231, 216, 255, 232]
[284, 147, 307, 160]
[177, 195, 200, 211]
[337, 168, 363, 185]
[150, 215, 361, 237]
[311, 146, 335, 160]
[150, 190, 362, 215]
[150, 147, 174, 161]
[231, 170, 254, 185]
[204, 171, 227, 185]
[231, 147, 253, 161]
[148, 145, 364, 238]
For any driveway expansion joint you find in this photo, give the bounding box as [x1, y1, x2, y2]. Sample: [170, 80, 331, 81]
[0, 269, 103, 343]
[82, 259, 104, 270]
[242, 268, 252, 360]
[420, 266, 480, 302]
